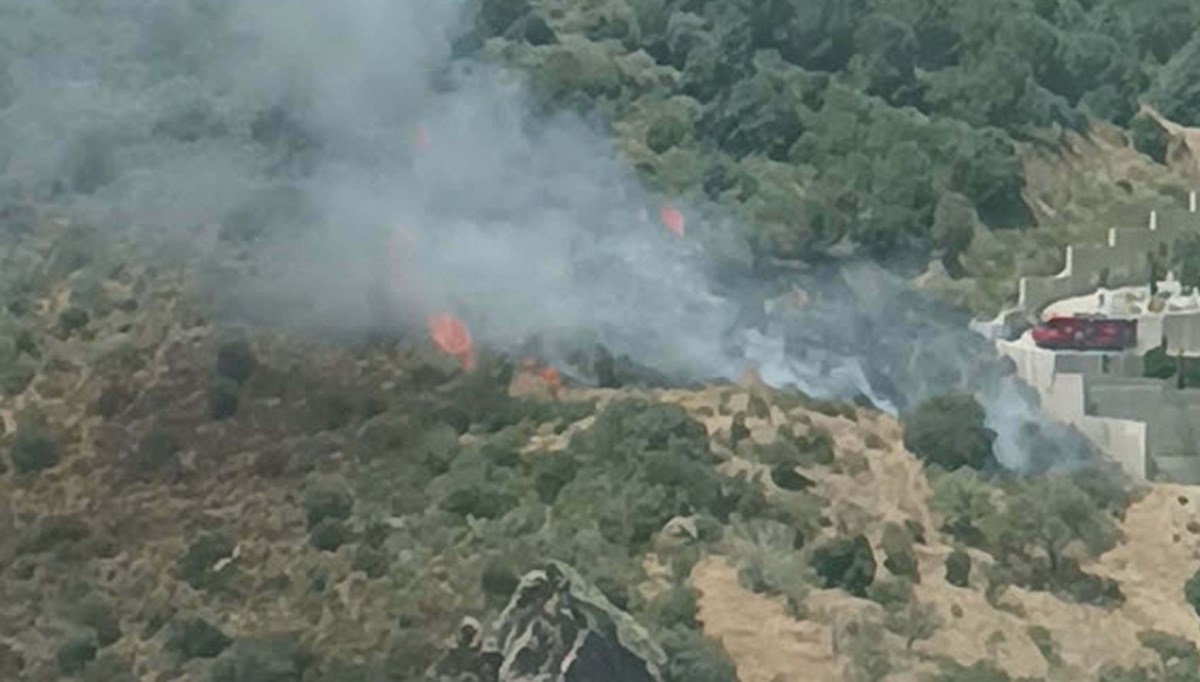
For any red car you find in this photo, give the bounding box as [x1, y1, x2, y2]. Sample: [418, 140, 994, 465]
[1031, 316, 1137, 351]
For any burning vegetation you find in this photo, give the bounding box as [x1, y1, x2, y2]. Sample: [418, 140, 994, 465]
[4, 0, 1200, 680]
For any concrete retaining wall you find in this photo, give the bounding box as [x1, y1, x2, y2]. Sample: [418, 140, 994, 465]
[1085, 378, 1200, 461]
[997, 339, 1150, 478]
[993, 199, 1200, 482]
[1151, 456, 1200, 484]
[1018, 209, 1200, 316]
[1163, 311, 1200, 357]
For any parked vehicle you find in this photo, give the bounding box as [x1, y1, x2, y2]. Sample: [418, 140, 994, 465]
[1031, 316, 1137, 350]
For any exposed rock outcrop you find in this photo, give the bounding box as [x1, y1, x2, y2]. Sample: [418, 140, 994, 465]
[430, 561, 666, 682]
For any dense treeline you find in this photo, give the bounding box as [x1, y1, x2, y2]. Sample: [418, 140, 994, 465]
[467, 0, 1200, 271]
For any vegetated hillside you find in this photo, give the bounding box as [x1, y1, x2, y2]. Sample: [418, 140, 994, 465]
[4, 216, 1200, 682]
[462, 0, 1200, 312]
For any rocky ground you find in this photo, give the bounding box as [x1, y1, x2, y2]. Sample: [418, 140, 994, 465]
[3, 215, 1200, 682]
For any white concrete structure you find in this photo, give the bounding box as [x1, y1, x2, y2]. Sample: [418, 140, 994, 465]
[992, 199, 1200, 482]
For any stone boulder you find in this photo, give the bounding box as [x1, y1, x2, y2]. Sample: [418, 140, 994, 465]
[430, 561, 666, 682]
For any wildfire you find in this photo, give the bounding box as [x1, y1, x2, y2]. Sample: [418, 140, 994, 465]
[659, 202, 685, 237]
[513, 358, 561, 398]
[427, 313, 475, 372]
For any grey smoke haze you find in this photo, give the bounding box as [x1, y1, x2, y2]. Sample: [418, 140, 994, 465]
[0, 0, 1099, 472]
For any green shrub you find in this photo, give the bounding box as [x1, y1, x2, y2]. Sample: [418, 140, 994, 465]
[810, 534, 876, 596]
[1185, 567, 1200, 619]
[659, 627, 738, 682]
[905, 519, 927, 545]
[776, 425, 836, 466]
[902, 394, 997, 471]
[210, 635, 314, 682]
[945, 550, 971, 588]
[841, 620, 892, 682]
[303, 481, 354, 529]
[480, 560, 519, 600]
[0, 360, 35, 397]
[645, 584, 700, 631]
[885, 600, 941, 649]
[308, 519, 348, 552]
[58, 306, 90, 336]
[215, 338, 256, 385]
[16, 514, 91, 556]
[164, 617, 233, 660]
[94, 383, 133, 419]
[730, 413, 750, 446]
[769, 463, 815, 491]
[178, 531, 236, 591]
[930, 469, 997, 547]
[76, 595, 121, 648]
[1097, 664, 1155, 682]
[57, 634, 97, 676]
[646, 116, 687, 154]
[809, 399, 857, 420]
[726, 518, 808, 612]
[578, 399, 709, 465]
[81, 651, 136, 682]
[592, 572, 631, 611]
[208, 378, 240, 420]
[867, 577, 912, 611]
[479, 425, 527, 468]
[351, 546, 388, 579]
[10, 419, 61, 474]
[930, 659, 1016, 681]
[1137, 630, 1199, 668]
[881, 522, 919, 581]
[128, 426, 180, 481]
[531, 452, 578, 503]
[1027, 625, 1062, 667]
[1129, 113, 1168, 163]
[439, 481, 516, 519]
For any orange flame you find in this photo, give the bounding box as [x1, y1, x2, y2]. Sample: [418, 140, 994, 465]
[518, 357, 562, 395]
[428, 313, 474, 372]
[659, 203, 685, 237]
[538, 366, 561, 391]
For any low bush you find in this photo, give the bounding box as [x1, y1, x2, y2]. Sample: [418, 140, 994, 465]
[303, 480, 354, 529]
[164, 617, 233, 660]
[881, 522, 919, 581]
[658, 627, 738, 682]
[208, 378, 240, 420]
[10, 417, 61, 474]
[215, 338, 256, 385]
[210, 635, 315, 682]
[308, 519, 349, 552]
[810, 534, 876, 597]
[945, 549, 971, 588]
[177, 531, 236, 591]
[902, 394, 997, 471]
[76, 595, 121, 648]
[56, 634, 97, 676]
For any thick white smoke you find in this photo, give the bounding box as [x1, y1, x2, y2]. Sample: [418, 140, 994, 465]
[0, 0, 1099, 472]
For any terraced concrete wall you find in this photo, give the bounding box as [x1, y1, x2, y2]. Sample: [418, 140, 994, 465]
[1086, 377, 1200, 482]
[1163, 312, 1200, 357]
[992, 198, 1200, 482]
[1018, 208, 1200, 316]
[996, 340, 1148, 479]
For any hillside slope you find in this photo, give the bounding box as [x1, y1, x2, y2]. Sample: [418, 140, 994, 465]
[2, 222, 1200, 682]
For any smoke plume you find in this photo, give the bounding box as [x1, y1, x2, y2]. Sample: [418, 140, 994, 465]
[0, 0, 1096, 472]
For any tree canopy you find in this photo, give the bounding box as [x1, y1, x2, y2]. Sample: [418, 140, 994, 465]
[468, 0, 1200, 272]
